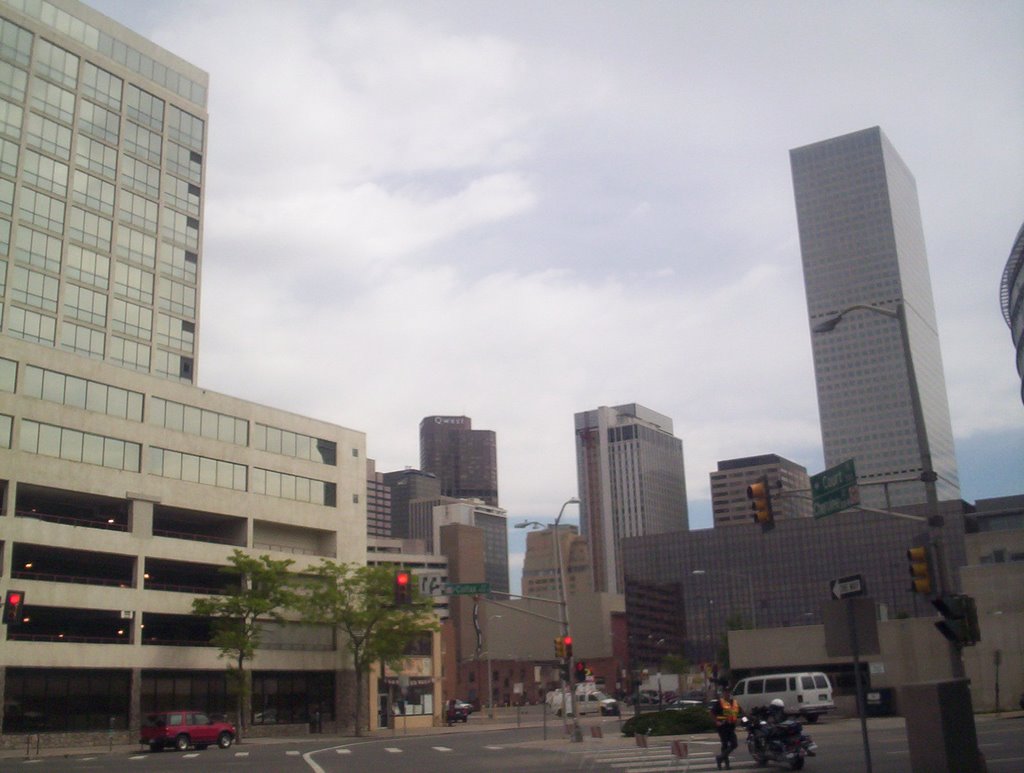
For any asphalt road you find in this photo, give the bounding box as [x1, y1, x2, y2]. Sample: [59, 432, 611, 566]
[0, 710, 1021, 772]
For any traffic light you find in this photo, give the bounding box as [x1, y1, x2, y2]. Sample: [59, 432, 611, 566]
[563, 635, 573, 658]
[554, 637, 565, 658]
[559, 662, 571, 682]
[3, 589, 25, 625]
[394, 570, 412, 606]
[906, 545, 933, 595]
[575, 661, 587, 682]
[747, 476, 775, 532]
[933, 594, 980, 647]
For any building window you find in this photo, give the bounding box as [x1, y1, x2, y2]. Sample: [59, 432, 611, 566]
[20, 419, 141, 471]
[149, 396, 248, 445]
[149, 446, 248, 491]
[251, 468, 336, 507]
[253, 423, 337, 465]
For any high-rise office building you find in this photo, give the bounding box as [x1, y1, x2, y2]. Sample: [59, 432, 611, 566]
[0, 0, 366, 738]
[382, 467, 440, 539]
[0, 0, 207, 383]
[366, 458, 391, 538]
[710, 454, 812, 527]
[790, 127, 960, 509]
[1000, 221, 1024, 406]
[521, 524, 593, 600]
[419, 415, 498, 506]
[574, 403, 688, 594]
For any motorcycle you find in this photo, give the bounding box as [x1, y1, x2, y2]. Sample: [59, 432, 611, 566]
[742, 707, 817, 770]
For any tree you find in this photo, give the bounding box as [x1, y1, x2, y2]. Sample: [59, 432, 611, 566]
[191, 550, 296, 735]
[296, 562, 437, 736]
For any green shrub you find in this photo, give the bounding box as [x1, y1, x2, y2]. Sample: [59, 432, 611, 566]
[621, 707, 716, 736]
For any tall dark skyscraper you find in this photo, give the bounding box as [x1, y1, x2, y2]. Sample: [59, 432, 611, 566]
[790, 127, 960, 508]
[419, 415, 498, 506]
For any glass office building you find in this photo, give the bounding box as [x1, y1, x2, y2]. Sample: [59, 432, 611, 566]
[790, 127, 959, 509]
[0, 0, 207, 383]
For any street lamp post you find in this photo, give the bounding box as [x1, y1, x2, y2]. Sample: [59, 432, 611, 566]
[516, 496, 582, 742]
[813, 302, 962, 677]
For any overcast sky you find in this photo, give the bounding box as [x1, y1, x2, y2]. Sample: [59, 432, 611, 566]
[87, 0, 1023, 587]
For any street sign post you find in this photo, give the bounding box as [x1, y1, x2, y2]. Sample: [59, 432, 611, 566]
[444, 582, 490, 596]
[811, 458, 860, 519]
[830, 573, 867, 600]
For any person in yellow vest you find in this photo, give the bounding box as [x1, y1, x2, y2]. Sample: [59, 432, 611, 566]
[710, 685, 742, 770]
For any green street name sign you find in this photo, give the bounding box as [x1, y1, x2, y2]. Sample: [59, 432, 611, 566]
[444, 582, 490, 596]
[811, 458, 860, 519]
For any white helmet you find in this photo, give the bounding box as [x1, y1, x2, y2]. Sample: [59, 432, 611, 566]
[770, 699, 785, 708]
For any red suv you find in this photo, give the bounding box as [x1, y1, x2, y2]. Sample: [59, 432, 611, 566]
[140, 710, 236, 752]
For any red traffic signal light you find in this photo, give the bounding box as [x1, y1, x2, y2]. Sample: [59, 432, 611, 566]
[394, 570, 413, 605]
[563, 635, 573, 658]
[4, 589, 25, 625]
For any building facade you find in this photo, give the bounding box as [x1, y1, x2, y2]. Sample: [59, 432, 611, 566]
[0, 0, 208, 385]
[365, 459, 391, 538]
[710, 454, 813, 528]
[621, 500, 970, 668]
[999, 220, 1024, 406]
[790, 127, 960, 509]
[419, 415, 498, 506]
[0, 338, 368, 737]
[521, 524, 593, 600]
[381, 467, 439, 539]
[0, 0, 371, 742]
[422, 500, 509, 597]
[575, 403, 688, 594]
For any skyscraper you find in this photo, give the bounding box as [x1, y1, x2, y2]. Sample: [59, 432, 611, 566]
[574, 403, 688, 594]
[0, 0, 207, 383]
[791, 127, 960, 509]
[0, 0, 366, 735]
[419, 415, 498, 506]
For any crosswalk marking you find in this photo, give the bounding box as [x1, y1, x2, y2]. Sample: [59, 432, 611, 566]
[183, 753, 199, 758]
[484, 745, 504, 750]
[384, 746, 403, 753]
[336, 748, 352, 754]
[234, 751, 249, 757]
[286, 750, 301, 755]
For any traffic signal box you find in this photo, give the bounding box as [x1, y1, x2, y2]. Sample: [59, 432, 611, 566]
[394, 570, 412, 606]
[933, 594, 981, 648]
[906, 545, 933, 595]
[563, 636, 573, 658]
[574, 661, 587, 682]
[554, 637, 565, 658]
[746, 476, 775, 532]
[3, 589, 25, 625]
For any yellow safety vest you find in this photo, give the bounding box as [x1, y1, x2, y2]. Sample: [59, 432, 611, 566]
[716, 698, 740, 725]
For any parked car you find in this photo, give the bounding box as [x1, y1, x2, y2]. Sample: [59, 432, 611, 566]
[140, 710, 236, 752]
[445, 701, 469, 724]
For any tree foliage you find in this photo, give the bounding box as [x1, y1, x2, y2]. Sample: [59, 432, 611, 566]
[295, 561, 437, 735]
[191, 550, 297, 733]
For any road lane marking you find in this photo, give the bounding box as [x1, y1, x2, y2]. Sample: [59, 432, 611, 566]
[432, 746, 452, 752]
[336, 748, 352, 754]
[385, 746, 403, 753]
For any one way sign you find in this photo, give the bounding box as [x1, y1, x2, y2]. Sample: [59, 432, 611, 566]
[830, 574, 866, 600]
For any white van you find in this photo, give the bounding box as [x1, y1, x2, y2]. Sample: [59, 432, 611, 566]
[731, 672, 834, 723]
[546, 686, 620, 717]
